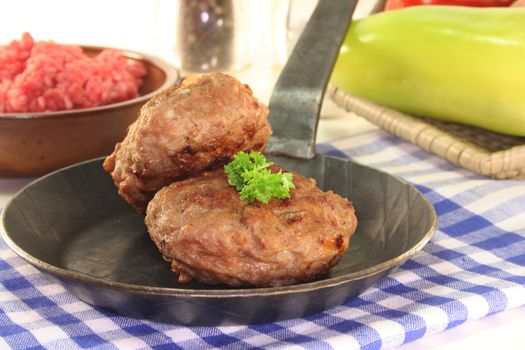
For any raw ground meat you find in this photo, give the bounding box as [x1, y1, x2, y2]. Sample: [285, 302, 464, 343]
[0, 33, 147, 113]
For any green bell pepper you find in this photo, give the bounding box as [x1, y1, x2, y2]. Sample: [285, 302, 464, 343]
[331, 6, 525, 136]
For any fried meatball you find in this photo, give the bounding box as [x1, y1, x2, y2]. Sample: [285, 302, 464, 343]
[145, 167, 358, 287]
[103, 73, 271, 212]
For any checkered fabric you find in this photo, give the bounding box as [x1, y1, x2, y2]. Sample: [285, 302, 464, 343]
[1, 127, 525, 349]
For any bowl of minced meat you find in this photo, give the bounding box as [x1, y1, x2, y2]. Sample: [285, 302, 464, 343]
[0, 33, 179, 176]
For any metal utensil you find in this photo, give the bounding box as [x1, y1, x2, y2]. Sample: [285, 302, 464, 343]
[0, 0, 437, 325]
[267, 0, 358, 159]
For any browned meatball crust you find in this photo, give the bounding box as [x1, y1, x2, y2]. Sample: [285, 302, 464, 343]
[145, 167, 358, 287]
[103, 73, 271, 212]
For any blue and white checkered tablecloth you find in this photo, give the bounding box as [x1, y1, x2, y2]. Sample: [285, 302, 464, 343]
[1, 127, 525, 349]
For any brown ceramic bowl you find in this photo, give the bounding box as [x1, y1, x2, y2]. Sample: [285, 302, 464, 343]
[0, 46, 179, 177]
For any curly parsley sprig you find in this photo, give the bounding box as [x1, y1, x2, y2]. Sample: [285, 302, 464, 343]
[224, 151, 295, 204]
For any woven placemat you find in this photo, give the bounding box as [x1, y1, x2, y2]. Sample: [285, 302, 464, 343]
[328, 84, 525, 179]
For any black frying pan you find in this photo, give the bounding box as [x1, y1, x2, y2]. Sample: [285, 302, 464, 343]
[1, 0, 437, 325]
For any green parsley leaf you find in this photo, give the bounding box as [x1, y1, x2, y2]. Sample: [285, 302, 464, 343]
[224, 151, 295, 204]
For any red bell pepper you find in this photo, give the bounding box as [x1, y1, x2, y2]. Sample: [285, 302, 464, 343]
[385, 0, 515, 10]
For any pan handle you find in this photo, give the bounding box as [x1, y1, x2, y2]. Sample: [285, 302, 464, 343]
[266, 0, 358, 159]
